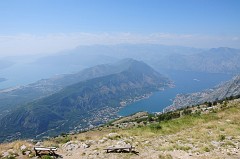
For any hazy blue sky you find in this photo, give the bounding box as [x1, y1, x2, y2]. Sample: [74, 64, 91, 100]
[0, 0, 239, 56]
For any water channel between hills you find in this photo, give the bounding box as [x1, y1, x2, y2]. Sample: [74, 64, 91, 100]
[118, 70, 233, 116]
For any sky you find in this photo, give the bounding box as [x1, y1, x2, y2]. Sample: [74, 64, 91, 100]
[0, 0, 240, 57]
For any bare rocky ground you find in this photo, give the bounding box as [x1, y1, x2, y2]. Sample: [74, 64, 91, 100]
[1, 99, 240, 159]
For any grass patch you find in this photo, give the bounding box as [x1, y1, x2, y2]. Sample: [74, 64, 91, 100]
[218, 134, 225, 141]
[149, 123, 162, 132]
[223, 141, 236, 147]
[158, 154, 173, 159]
[158, 144, 191, 152]
[125, 111, 225, 138]
[41, 155, 52, 159]
[202, 146, 211, 152]
[52, 135, 71, 144]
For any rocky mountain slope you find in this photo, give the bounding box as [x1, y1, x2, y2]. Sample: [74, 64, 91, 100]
[1, 97, 240, 159]
[0, 59, 170, 142]
[166, 75, 240, 111]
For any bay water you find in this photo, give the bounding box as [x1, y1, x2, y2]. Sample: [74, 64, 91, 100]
[118, 71, 233, 116]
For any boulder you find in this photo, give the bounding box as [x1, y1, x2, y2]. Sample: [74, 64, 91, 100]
[98, 137, 108, 144]
[35, 142, 43, 147]
[62, 141, 79, 151]
[20, 145, 27, 151]
[81, 143, 90, 149]
[107, 133, 120, 139]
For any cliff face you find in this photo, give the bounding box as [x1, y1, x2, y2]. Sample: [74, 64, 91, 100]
[167, 75, 240, 110]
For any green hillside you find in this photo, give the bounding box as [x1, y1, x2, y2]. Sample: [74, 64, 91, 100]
[1, 95, 240, 159]
[0, 60, 170, 142]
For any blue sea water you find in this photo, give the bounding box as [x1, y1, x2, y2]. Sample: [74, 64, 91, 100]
[118, 71, 233, 116]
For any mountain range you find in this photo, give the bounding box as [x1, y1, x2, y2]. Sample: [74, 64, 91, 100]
[160, 47, 240, 73]
[35, 45, 240, 74]
[0, 59, 170, 142]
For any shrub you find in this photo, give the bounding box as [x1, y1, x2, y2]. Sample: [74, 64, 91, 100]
[54, 135, 71, 144]
[182, 109, 192, 115]
[41, 155, 52, 159]
[158, 154, 173, 159]
[219, 134, 225, 141]
[203, 146, 210, 152]
[148, 114, 154, 122]
[207, 102, 212, 107]
[194, 110, 201, 116]
[157, 111, 181, 122]
[149, 123, 162, 132]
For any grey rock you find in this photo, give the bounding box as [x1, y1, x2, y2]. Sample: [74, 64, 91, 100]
[211, 141, 220, 147]
[35, 142, 43, 147]
[82, 143, 90, 149]
[25, 150, 31, 156]
[62, 141, 79, 151]
[20, 145, 27, 151]
[2, 151, 9, 158]
[107, 133, 120, 139]
[226, 136, 233, 140]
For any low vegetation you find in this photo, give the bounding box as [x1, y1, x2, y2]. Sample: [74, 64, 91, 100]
[0, 96, 240, 158]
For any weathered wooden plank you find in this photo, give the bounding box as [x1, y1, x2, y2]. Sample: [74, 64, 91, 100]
[104, 146, 135, 153]
[34, 147, 57, 156]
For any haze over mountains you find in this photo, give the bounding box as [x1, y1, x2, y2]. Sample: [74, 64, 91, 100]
[1, 44, 239, 89]
[34, 45, 240, 74]
[0, 44, 239, 84]
[0, 44, 239, 142]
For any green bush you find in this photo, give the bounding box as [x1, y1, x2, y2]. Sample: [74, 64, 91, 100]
[41, 155, 52, 159]
[149, 123, 162, 132]
[193, 110, 201, 116]
[158, 154, 173, 159]
[213, 101, 218, 105]
[219, 134, 225, 141]
[158, 112, 180, 122]
[182, 109, 192, 115]
[203, 146, 210, 152]
[148, 114, 155, 122]
[54, 135, 71, 144]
